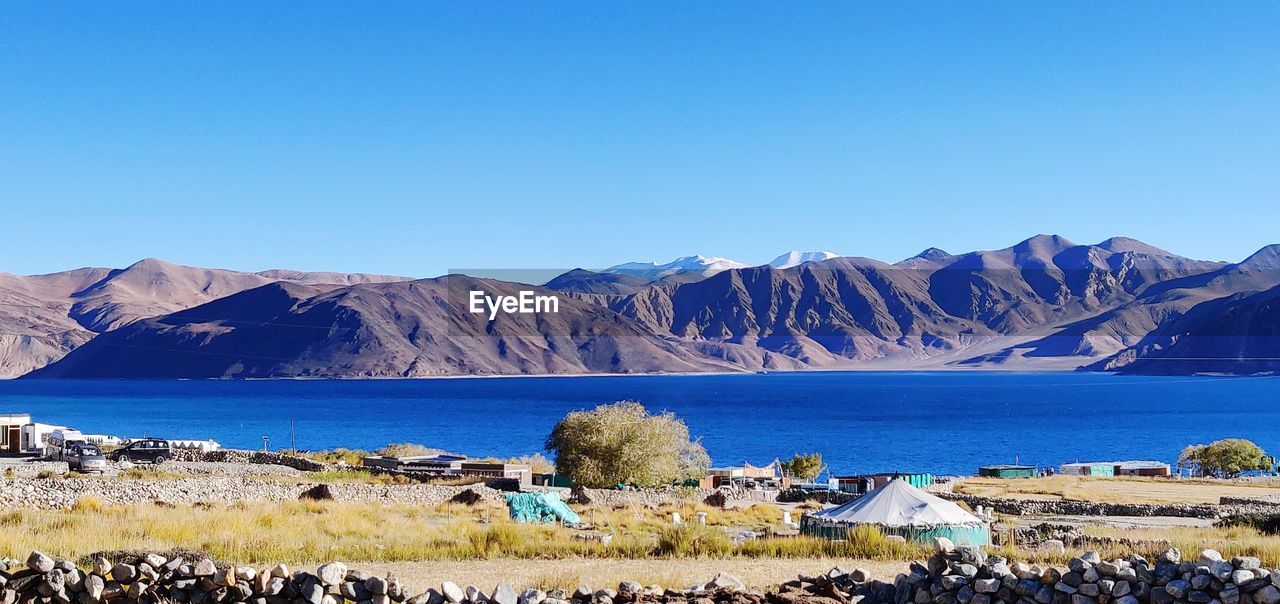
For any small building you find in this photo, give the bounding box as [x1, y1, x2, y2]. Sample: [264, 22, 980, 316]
[978, 465, 1036, 479]
[1060, 462, 1116, 477]
[460, 461, 532, 487]
[168, 439, 222, 452]
[362, 454, 532, 487]
[1060, 460, 1171, 477]
[1117, 460, 1172, 477]
[1, 413, 30, 454]
[362, 453, 466, 473]
[704, 461, 788, 489]
[833, 472, 934, 495]
[532, 472, 574, 488]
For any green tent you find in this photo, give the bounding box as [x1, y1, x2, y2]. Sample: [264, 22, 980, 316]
[505, 492, 582, 524]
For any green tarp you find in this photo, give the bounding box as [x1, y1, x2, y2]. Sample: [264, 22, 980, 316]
[505, 492, 582, 524]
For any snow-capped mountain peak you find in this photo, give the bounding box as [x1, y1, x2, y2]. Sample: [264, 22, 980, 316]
[768, 251, 839, 269]
[603, 255, 748, 282]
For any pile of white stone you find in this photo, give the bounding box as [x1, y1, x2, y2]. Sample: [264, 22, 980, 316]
[895, 540, 1280, 604]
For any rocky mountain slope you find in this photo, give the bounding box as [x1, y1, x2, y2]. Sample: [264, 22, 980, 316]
[0, 259, 409, 377]
[588, 235, 1228, 369]
[27, 277, 800, 378]
[11, 236, 1280, 378]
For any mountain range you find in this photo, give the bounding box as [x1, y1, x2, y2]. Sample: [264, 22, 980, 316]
[7, 236, 1280, 378]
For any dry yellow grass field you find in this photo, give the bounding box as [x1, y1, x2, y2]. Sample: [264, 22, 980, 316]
[0, 497, 923, 565]
[9, 478, 1280, 589]
[954, 475, 1280, 504]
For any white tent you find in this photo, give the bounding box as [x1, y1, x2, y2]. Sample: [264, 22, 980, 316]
[802, 478, 990, 545]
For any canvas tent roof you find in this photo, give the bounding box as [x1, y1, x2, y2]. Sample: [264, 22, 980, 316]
[812, 478, 984, 528]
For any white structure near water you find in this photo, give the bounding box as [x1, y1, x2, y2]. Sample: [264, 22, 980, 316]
[2, 411, 220, 456]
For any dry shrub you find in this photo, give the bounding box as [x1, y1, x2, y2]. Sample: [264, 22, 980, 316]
[546, 402, 709, 488]
[71, 496, 105, 513]
[654, 523, 732, 557]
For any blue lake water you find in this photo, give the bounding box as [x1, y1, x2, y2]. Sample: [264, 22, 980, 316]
[1, 372, 1278, 475]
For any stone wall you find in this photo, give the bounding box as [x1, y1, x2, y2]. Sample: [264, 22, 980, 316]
[0, 460, 68, 479]
[172, 449, 333, 472]
[1012, 523, 1172, 552]
[576, 487, 717, 508]
[777, 489, 859, 505]
[942, 493, 1223, 519]
[0, 476, 507, 510]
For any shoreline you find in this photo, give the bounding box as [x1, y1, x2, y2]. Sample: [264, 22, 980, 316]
[5, 367, 1127, 382]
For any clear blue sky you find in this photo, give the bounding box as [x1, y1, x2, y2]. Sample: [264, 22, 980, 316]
[2, 3, 1277, 277]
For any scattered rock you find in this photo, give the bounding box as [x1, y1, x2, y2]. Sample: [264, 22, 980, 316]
[442, 582, 465, 603]
[26, 551, 54, 573]
[706, 572, 745, 592]
[300, 484, 336, 501]
[492, 583, 518, 604]
[318, 562, 348, 586]
[450, 489, 484, 506]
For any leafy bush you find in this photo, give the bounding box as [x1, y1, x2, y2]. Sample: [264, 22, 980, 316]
[546, 401, 709, 488]
[780, 452, 825, 480]
[1179, 439, 1273, 477]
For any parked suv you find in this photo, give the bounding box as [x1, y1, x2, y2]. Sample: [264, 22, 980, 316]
[66, 442, 107, 473]
[109, 438, 172, 464]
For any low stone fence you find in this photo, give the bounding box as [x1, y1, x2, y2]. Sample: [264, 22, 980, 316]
[942, 493, 1223, 519]
[1221, 496, 1280, 507]
[172, 449, 333, 472]
[1, 550, 766, 604]
[897, 543, 1280, 604]
[0, 459, 68, 478]
[1011, 523, 1172, 552]
[0, 476, 507, 510]
[777, 489, 859, 505]
[576, 487, 717, 508]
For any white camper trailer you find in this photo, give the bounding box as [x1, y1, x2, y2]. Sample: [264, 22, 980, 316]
[43, 428, 86, 459]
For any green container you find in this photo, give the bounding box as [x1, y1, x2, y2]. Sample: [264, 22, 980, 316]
[978, 465, 1036, 479]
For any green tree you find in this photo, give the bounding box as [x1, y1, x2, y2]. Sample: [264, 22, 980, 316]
[780, 452, 825, 480]
[545, 401, 710, 488]
[1179, 439, 1273, 478]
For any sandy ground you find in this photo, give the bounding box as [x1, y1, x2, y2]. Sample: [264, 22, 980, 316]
[356, 558, 908, 591]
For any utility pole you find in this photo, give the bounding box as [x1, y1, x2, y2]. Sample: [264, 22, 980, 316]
[290, 418, 296, 455]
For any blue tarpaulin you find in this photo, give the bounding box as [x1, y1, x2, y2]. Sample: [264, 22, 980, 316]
[505, 492, 582, 524]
